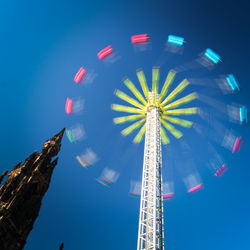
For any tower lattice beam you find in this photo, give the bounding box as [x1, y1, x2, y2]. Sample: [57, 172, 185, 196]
[137, 93, 164, 250]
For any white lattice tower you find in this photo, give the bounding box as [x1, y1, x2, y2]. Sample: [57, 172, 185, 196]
[111, 68, 198, 250]
[137, 92, 164, 250]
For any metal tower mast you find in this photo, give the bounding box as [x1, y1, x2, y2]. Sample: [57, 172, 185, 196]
[111, 67, 198, 250]
[137, 92, 164, 250]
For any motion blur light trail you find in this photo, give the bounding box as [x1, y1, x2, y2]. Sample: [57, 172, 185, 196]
[129, 180, 141, 198]
[74, 66, 86, 84]
[97, 168, 120, 187]
[232, 136, 243, 153]
[97, 45, 113, 60]
[167, 35, 185, 46]
[65, 97, 73, 114]
[66, 124, 85, 143]
[131, 34, 150, 45]
[214, 164, 228, 177]
[76, 148, 98, 168]
[204, 48, 221, 64]
[226, 74, 240, 91]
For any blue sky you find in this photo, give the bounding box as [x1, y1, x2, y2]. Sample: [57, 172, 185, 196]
[0, 0, 250, 249]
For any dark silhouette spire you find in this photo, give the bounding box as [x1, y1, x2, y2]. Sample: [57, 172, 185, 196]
[0, 128, 65, 250]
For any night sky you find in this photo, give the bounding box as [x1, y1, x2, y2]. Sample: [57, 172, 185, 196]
[1, 0, 250, 249]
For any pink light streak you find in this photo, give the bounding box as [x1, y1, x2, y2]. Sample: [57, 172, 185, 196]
[163, 193, 174, 200]
[97, 45, 113, 60]
[232, 136, 243, 153]
[187, 184, 203, 193]
[214, 164, 228, 177]
[74, 67, 86, 84]
[131, 34, 149, 44]
[65, 98, 73, 114]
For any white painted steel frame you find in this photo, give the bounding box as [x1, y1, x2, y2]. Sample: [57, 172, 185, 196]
[137, 93, 164, 250]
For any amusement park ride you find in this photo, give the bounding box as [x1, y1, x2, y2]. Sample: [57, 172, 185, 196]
[65, 34, 247, 250]
[112, 67, 197, 249]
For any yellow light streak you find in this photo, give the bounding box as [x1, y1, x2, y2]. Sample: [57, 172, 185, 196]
[115, 89, 145, 109]
[121, 118, 146, 136]
[162, 92, 198, 111]
[158, 70, 176, 104]
[161, 119, 183, 139]
[133, 123, 146, 143]
[160, 127, 170, 145]
[136, 69, 151, 104]
[123, 77, 148, 106]
[163, 107, 198, 115]
[111, 104, 145, 114]
[162, 115, 193, 128]
[113, 114, 145, 124]
[161, 79, 190, 106]
[152, 67, 159, 104]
